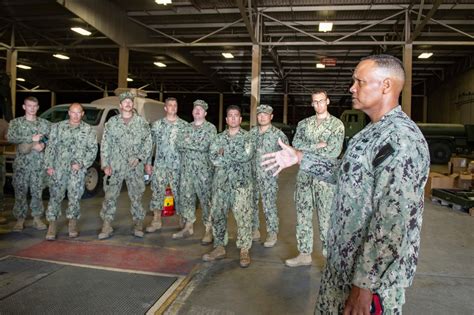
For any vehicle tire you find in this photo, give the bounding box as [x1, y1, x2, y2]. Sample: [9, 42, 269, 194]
[429, 142, 452, 164]
[82, 161, 102, 199]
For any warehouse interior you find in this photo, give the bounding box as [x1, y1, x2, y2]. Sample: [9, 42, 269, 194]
[1, 1, 474, 314]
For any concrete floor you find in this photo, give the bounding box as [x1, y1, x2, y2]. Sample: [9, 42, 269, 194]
[0, 165, 473, 314]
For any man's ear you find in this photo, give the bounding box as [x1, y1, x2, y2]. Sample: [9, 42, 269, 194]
[382, 78, 392, 94]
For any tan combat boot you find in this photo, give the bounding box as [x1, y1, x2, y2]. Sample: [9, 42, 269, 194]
[45, 221, 57, 241]
[172, 222, 194, 239]
[202, 246, 226, 262]
[134, 221, 144, 238]
[263, 233, 278, 248]
[0, 216, 7, 224]
[146, 210, 162, 233]
[239, 248, 251, 268]
[68, 219, 79, 238]
[252, 229, 260, 242]
[33, 216, 47, 230]
[98, 221, 113, 240]
[12, 218, 25, 232]
[201, 226, 213, 245]
[285, 253, 312, 267]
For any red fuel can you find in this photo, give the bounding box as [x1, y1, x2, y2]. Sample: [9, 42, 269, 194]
[162, 186, 175, 216]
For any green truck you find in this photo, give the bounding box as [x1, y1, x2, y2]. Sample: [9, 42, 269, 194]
[340, 109, 474, 164]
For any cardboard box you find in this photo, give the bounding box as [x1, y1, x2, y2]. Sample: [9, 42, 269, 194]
[448, 157, 468, 174]
[469, 208, 474, 217]
[468, 161, 474, 173]
[425, 172, 456, 197]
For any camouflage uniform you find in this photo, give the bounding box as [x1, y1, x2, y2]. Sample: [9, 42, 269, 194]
[178, 120, 217, 227]
[7, 116, 50, 219]
[293, 114, 344, 255]
[148, 117, 188, 214]
[210, 128, 254, 250]
[44, 120, 97, 221]
[100, 114, 151, 222]
[0, 118, 8, 212]
[249, 125, 288, 234]
[302, 107, 430, 314]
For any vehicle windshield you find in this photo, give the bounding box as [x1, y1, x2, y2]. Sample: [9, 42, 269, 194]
[41, 107, 103, 126]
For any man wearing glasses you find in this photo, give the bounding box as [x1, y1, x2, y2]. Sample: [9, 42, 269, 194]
[285, 90, 344, 267]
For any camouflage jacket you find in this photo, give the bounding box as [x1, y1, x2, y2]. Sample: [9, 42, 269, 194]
[101, 114, 152, 170]
[293, 114, 344, 159]
[210, 128, 254, 189]
[44, 120, 97, 171]
[249, 125, 288, 180]
[302, 106, 430, 292]
[7, 116, 50, 159]
[178, 120, 217, 175]
[147, 117, 188, 171]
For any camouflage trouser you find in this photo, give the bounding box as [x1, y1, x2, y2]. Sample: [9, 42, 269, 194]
[46, 168, 86, 221]
[295, 170, 335, 255]
[211, 184, 253, 250]
[179, 171, 212, 227]
[12, 157, 44, 219]
[0, 155, 5, 212]
[150, 166, 180, 214]
[252, 176, 279, 234]
[315, 266, 405, 314]
[101, 165, 145, 222]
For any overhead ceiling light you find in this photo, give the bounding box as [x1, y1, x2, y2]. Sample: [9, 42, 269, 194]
[418, 52, 433, 59]
[316, 63, 326, 69]
[155, 0, 172, 4]
[127, 77, 133, 82]
[319, 22, 333, 32]
[71, 27, 91, 36]
[154, 62, 167, 68]
[17, 64, 32, 70]
[222, 52, 234, 59]
[16, 78, 26, 82]
[53, 53, 70, 60]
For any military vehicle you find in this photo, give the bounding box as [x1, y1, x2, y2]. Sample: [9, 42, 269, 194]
[340, 109, 474, 164]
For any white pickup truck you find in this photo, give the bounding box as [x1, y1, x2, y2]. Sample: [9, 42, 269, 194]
[5, 89, 165, 198]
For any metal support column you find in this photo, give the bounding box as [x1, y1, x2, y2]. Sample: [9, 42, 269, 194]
[118, 46, 129, 89]
[51, 91, 56, 107]
[250, 44, 261, 127]
[219, 93, 224, 132]
[283, 94, 288, 124]
[402, 10, 412, 117]
[6, 49, 17, 117]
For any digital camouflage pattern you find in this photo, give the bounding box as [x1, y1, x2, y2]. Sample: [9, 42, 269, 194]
[0, 118, 8, 212]
[292, 114, 344, 255]
[310, 107, 430, 314]
[7, 116, 50, 219]
[44, 120, 97, 221]
[147, 117, 188, 214]
[209, 128, 254, 250]
[249, 125, 288, 234]
[100, 114, 151, 222]
[178, 120, 217, 227]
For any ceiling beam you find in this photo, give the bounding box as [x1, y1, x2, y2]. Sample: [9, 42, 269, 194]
[410, 0, 442, 42]
[236, 0, 257, 44]
[57, 0, 229, 91]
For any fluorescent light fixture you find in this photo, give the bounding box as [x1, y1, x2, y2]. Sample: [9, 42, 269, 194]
[222, 52, 234, 59]
[16, 78, 26, 82]
[319, 22, 333, 32]
[418, 52, 433, 59]
[71, 27, 91, 36]
[127, 77, 133, 82]
[155, 0, 172, 4]
[154, 62, 167, 68]
[316, 63, 326, 69]
[53, 53, 70, 60]
[17, 64, 32, 70]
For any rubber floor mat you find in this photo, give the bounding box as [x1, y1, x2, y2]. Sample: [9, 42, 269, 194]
[0, 256, 177, 314]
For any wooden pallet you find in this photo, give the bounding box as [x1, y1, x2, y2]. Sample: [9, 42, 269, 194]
[431, 196, 468, 212]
